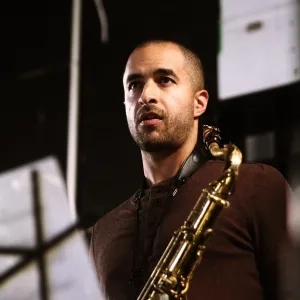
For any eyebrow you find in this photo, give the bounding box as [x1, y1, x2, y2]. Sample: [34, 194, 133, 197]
[125, 68, 179, 84]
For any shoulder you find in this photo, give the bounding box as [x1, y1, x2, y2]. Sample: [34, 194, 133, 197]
[240, 161, 285, 180]
[235, 162, 290, 225]
[190, 159, 288, 195]
[204, 159, 288, 189]
[206, 160, 291, 235]
[200, 160, 291, 212]
[239, 162, 289, 196]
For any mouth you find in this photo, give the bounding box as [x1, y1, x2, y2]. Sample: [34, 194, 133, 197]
[138, 112, 163, 125]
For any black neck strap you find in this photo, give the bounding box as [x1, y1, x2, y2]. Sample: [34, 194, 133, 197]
[129, 149, 208, 298]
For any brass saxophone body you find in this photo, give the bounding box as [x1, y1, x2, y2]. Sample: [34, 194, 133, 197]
[137, 125, 243, 300]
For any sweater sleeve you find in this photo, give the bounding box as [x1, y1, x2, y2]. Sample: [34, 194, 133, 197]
[249, 164, 291, 300]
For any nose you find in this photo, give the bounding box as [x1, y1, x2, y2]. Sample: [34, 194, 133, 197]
[138, 81, 159, 106]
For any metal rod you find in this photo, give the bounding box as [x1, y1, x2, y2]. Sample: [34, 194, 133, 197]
[93, 0, 109, 43]
[32, 170, 49, 300]
[67, 0, 82, 221]
[0, 222, 79, 285]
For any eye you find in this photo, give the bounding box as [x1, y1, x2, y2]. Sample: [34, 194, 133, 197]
[128, 81, 142, 91]
[159, 77, 174, 85]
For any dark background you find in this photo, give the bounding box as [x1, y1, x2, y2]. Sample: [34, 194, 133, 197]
[2, 0, 300, 228]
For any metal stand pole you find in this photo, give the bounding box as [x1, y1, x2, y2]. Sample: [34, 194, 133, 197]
[67, 0, 82, 221]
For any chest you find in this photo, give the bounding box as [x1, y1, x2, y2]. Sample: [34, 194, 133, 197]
[97, 187, 260, 300]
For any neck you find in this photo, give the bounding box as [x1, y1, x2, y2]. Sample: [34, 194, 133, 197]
[141, 136, 197, 187]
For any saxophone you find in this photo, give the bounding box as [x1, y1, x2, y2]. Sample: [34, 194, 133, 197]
[137, 125, 243, 300]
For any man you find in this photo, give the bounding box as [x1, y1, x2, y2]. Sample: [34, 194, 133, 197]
[90, 39, 292, 300]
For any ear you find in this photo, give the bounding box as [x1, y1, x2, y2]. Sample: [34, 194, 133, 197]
[194, 89, 209, 118]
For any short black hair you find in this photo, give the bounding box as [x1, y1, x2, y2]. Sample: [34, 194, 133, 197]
[132, 39, 205, 90]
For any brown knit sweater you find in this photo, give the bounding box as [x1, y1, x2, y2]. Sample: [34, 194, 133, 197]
[90, 160, 291, 300]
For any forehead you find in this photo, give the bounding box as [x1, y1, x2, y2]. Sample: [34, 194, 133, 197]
[123, 43, 187, 80]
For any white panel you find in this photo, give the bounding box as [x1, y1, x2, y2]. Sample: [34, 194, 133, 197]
[218, 3, 300, 100]
[221, 0, 296, 21]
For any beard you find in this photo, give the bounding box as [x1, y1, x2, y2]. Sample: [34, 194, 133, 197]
[127, 104, 194, 153]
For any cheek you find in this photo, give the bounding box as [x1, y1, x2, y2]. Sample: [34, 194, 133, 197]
[125, 102, 136, 121]
[168, 97, 193, 117]
[172, 89, 193, 109]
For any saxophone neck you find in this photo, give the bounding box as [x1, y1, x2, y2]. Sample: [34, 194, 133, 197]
[210, 143, 242, 197]
[203, 125, 243, 197]
[210, 142, 242, 175]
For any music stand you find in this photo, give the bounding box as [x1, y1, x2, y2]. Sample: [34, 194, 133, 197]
[0, 157, 105, 300]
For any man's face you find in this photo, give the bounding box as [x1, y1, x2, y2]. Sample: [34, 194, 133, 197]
[123, 43, 200, 152]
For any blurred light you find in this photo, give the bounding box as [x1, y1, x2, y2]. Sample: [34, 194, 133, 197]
[245, 131, 275, 162]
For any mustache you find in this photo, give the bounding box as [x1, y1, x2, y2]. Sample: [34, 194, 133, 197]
[135, 104, 166, 123]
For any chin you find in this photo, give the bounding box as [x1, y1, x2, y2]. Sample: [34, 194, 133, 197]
[139, 139, 180, 153]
